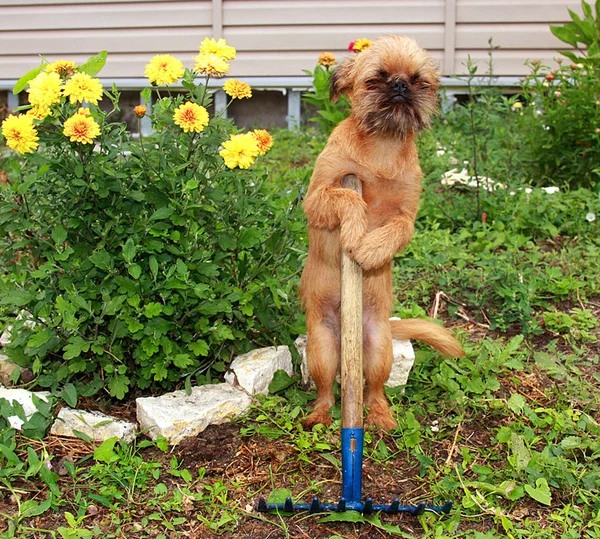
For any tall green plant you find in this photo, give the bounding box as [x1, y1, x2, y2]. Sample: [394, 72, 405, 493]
[0, 47, 304, 399]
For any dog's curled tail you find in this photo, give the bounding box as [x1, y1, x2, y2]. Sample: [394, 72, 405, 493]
[390, 318, 465, 357]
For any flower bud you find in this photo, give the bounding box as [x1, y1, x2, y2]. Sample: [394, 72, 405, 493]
[134, 105, 147, 118]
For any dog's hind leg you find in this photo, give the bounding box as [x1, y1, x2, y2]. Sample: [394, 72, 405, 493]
[302, 309, 341, 428]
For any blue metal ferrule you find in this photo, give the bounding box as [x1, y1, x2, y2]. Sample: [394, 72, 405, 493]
[341, 427, 364, 504]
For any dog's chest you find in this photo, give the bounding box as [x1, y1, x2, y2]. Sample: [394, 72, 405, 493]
[362, 179, 403, 228]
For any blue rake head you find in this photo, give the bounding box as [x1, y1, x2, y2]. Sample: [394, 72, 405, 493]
[255, 497, 453, 515]
[255, 427, 452, 517]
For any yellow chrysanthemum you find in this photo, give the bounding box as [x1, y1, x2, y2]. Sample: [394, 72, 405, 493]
[144, 54, 185, 86]
[318, 52, 336, 67]
[27, 71, 63, 108]
[46, 59, 78, 77]
[223, 79, 252, 99]
[134, 105, 147, 118]
[26, 105, 52, 120]
[63, 72, 104, 105]
[351, 38, 373, 53]
[63, 108, 101, 144]
[194, 53, 230, 78]
[173, 102, 209, 133]
[251, 129, 273, 155]
[199, 38, 236, 61]
[220, 133, 260, 169]
[2, 114, 39, 154]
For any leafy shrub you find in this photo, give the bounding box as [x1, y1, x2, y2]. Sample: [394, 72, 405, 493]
[0, 46, 305, 399]
[301, 53, 350, 134]
[518, 1, 600, 190]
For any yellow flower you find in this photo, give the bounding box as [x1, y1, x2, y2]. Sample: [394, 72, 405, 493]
[144, 54, 185, 85]
[194, 53, 230, 78]
[63, 108, 101, 144]
[46, 59, 77, 77]
[134, 105, 147, 118]
[26, 105, 52, 120]
[173, 102, 209, 133]
[27, 71, 63, 108]
[200, 38, 236, 61]
[1, 114, 39, 154]
[223, 79, 252, 99]
[63, 72, 104, 105]
[220, 133, 260, 169]
[251, 129, 273, 155]
[318, 52, 336, 67]
[350, 38, 373, 53]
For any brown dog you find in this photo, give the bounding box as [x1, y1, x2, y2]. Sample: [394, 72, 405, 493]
[299, 35, 464, 430]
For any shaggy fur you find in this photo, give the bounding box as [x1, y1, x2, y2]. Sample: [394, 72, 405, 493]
[299, 35, 464, 430]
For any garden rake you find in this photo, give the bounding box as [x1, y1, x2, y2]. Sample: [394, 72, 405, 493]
[256, 174, 452, 516]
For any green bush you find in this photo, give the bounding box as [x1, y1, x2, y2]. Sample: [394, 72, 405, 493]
[518, 1, 600, 190]
[0, 48, 305, 399]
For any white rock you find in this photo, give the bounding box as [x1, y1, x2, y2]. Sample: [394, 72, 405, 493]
[136, 383, 252, 445]
[0, 330, 10, 347]
[51, 408, 137, 442]
[0, 388, 51, 431]
[224, 346, 293, 395]
[296, 318, 416, 389]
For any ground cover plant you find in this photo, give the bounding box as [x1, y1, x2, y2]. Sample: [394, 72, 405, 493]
[1, 11, 600, 539]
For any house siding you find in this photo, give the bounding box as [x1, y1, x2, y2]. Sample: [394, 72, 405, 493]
[0, 0, 582, 92]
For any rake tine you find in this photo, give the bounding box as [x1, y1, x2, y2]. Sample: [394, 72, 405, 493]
[336, 498, 347, 512]
[309, 497, 321, 513]
[363, 498, 373, 514]
[389, 498, 400, 514]
[283, 498, 294, 512]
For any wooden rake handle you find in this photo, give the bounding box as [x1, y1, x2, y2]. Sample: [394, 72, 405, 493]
[340, 174, 363, 430]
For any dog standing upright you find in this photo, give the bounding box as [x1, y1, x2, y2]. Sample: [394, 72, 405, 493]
[299, 35, 464, 430]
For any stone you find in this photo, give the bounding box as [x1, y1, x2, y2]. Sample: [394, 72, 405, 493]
[0, 387, 50, 430]
[0, 330, 10, 347]
[136, 383, 252, 445]
[224, 345, 293, 395]
[0, 354, 20, 386]
[50, 408, 137, 442]
[295, 318, 416, 389]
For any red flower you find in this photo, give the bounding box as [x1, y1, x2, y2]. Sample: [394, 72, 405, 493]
[348, 41, 356, 52]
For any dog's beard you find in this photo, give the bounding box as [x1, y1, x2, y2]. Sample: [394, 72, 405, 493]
[354, 87, 437, 139]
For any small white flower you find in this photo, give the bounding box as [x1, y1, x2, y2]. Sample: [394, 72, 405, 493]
[542, 186, 560, 194]
[586, 212, 596, 222]
[430, 425, 439, 433]
[436, 149, 446, 156]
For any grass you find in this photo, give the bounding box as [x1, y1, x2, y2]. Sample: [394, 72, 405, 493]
[1, 116, 599, 537]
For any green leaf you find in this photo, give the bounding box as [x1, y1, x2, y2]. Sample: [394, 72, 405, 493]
[149, 207, 174, 221]
[13, 64, 45, 94]
[94, 436, 118, 463]
[267, 488, 293, 505]
[560, 435, 583, 450]
[128, 263, 142, 279]
[189, 340, 209, 356]
[107, 374, 130, 399]
[89, 251, 112, 271]
[27, 330, 54, 349]
[0, 289, 35, 306]
[550, 25, 579, 47]
[172, 354, 193, 368]
[524, 478, 552, 506]
[78, 50, 108, 76]
[149, 256, 159, 278]
[507, 393, 526, 413]
[63, 336, 90, 360]
[144, 302, 163, 318]
[52, 224, 68, 245]
[61, 383, 78, 407]
[268, 370, 297, 394]
[122, 238, 137, 263]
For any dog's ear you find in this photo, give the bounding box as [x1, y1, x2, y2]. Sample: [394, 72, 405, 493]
[330, 57, 355, 102]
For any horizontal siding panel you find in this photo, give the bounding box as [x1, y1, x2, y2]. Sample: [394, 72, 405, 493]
[224, 0, 445, 26]
[456, 1, 580, 23]
[453, 50, 561, 76]
[0, 28, 212, 55]
[0, 2, 211, 31]
[230, 50, 444, 77]
[0, 0, 182, 5]
[224, 25, 445, 52]
[456, 23, 565, 49]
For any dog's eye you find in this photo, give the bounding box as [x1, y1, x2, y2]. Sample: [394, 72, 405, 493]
[379, 69, 389, 79]
[410, 73, 421, 84]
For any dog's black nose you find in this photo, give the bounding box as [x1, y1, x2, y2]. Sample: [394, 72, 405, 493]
[391, 80, 408, 96]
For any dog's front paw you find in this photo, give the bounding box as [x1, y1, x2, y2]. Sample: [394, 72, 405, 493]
[353, 239, 391, 270]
